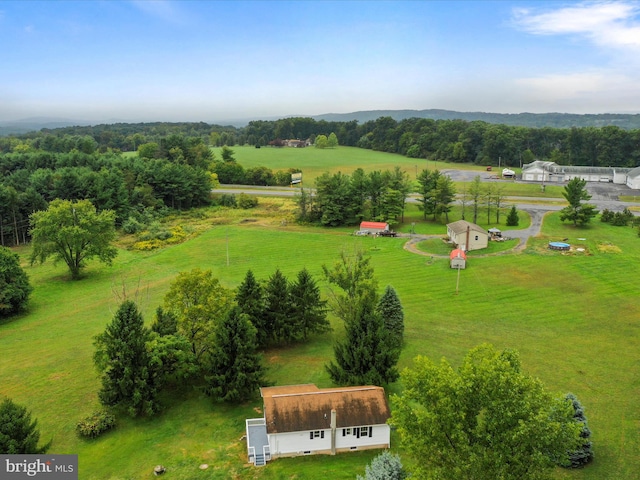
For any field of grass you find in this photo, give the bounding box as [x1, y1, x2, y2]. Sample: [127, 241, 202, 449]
[2, 179, 639, 478]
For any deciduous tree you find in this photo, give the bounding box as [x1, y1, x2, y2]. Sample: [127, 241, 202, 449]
[163, 269, 233, 363]
[322, 248, 378, 325]
[29, 199, 117, 280]
[391, 344, 582, 480]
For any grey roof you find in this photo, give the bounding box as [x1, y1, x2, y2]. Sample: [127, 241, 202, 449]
[522, 160, 556, 171]
[627, 166, 640, 178]
[447, 220, 486, 235]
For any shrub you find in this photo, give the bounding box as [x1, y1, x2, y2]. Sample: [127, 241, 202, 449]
[238, 193, 259, 209]
[600, 209, 614, 223]
[506, 205, 519, 227]
[122, 216, 144, 234]
[218, 194, 237, 207]
[76, 411, 116, 439]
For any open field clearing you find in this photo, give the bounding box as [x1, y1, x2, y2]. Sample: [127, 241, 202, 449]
[1, 195, 639, 479]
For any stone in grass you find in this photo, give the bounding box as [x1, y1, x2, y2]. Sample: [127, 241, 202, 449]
[199, 464, 209, 470]
[153, 465, 166, 476]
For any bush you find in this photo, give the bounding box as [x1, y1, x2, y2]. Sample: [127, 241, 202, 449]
[122, 216, 144, 234]
[217, 194, 237, 207]
[600, 208, 614, 223]
[238, 193, 259, 209]
[76, 410, 116, 439]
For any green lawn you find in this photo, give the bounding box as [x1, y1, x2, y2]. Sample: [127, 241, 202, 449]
[2, 199, 638, 479]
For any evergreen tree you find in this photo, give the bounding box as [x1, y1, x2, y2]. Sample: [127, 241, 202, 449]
[94, 300, 159, 417]
[563, 393, 594, 468]
[506, 205, 520, 226]
[560, 178, 598, 226]
[416, 169, 440, 220]
[150, 306, 178, 336]
[357, 450, 407, 480]
[205, 306, 268, 403]
[0, 398, 50, 454]
[433, 174, 457, 222]
[0, 246, 33, 317]
[326, 301, 400, 386]
[263, 269, 294, 344]
[376, 285, 404, 350]
[235, 269, 267, 347]
[290, 268, 330, 340]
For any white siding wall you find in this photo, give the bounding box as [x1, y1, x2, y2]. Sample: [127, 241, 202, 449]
[268, 430, 331, 456]
[335, 425, 390, 450]
[268, 424, 391, 457]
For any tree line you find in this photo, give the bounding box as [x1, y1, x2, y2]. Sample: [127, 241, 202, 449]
[4, 116, 640, 169]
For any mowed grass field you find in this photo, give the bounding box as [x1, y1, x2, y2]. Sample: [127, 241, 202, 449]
[227, 145, 566, 198]
[1, 147, 638, 479]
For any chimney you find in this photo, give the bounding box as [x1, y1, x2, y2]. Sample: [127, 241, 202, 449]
[330, 409, 337, 455]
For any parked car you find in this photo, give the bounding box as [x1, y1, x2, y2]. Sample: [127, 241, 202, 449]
[377, 230, 397, 237]
[355, 230, 370, 236]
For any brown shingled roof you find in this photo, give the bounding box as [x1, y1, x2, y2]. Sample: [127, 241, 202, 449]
[260, 385, 390, 434]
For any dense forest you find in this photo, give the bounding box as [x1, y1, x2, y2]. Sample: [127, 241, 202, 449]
[3, 116, 640, 169]
[2, 115, 640, 247]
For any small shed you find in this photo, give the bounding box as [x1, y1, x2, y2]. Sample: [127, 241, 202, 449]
[450, 249, 467, 269]
[446, 220, 488, 251]
[359, 221, 389, 235]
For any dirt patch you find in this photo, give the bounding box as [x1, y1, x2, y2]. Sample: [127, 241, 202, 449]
[598, 242, 622, 253]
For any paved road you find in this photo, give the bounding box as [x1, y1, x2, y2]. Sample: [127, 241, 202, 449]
[212, 183, 640, 252]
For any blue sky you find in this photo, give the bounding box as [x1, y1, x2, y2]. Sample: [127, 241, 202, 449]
[1, 0, 640, 124]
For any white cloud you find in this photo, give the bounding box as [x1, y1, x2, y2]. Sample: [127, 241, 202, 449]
[513, 1, 640, 49]
[514, 71, 640, 112]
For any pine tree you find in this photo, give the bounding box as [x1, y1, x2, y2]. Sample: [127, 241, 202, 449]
[264, 269, 294, 344]
[290, 268, 330, 340]
[94, 300, 159, 417]
[563, 393, 594, 468]
[376, 285, 404, 350]
[0, 398, 50, 454]
[326, 301, 400, 386]
[151, 306, 178, 336]
[235, 270, 267, 347]
[560, 178, 598, 226]
[205, 306, 268, 403]
[506, 205, 519, 226]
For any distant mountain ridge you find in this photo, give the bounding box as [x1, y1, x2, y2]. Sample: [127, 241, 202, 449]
[3, 109, 640, 135]
[310, 109, 640, 129]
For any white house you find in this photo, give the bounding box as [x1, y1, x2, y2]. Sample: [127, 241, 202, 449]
[246, 384, 391, 466]
[446, 220, 488, 251]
